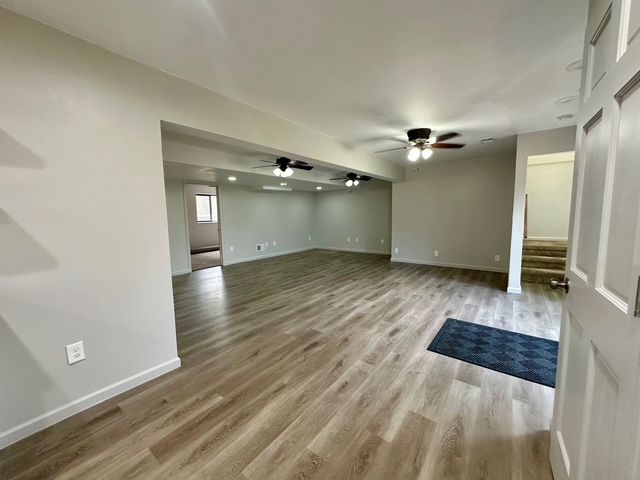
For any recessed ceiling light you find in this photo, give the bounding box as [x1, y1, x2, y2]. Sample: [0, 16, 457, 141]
[554, 95, 578, 104]
[557, 113, 574, 121]
[480, 137, 495, 144]
[316, 186, 322, 190]
[228, 176, 237, 181]
[565, 59, 583, 71]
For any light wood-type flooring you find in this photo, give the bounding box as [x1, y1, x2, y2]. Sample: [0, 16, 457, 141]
[0, 250, 562, 479]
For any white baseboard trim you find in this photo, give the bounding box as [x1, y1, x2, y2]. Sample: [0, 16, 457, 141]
[0, 357, 181, 449]
[171, 269, 191, 276]
[526, 236, 568, 241]
[390, 257, 508, 273]
[222, 247, 315, 266]
[316, 246, 391, 255]
[507, 286, 522, 294]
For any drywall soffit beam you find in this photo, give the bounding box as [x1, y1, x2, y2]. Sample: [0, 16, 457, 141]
[161, 121, 406, 183]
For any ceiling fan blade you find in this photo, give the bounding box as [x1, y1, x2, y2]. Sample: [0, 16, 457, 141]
[259, 159, 276, 164]
[430, 143, 465, 149]
[375, 146, 408, 153]
[290, 164, 314, 170]
[356, 175, 372, 181]
[290, 160, 310, 166]
[252, 165, 275, 169]
[431, 132, 460, 143]
[329, 177, 346, 181]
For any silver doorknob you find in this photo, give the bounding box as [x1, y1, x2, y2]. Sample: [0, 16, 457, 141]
[550, 277, 570, 293]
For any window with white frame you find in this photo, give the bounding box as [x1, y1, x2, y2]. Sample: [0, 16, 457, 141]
[196, 194, 218, 223]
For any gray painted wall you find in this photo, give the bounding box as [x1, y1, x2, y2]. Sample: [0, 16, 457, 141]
[526, 159, 574, 240]
[218, 184, 315, 264]
[314, 183, 391, 254]
[164, 181, 392, 273]
[392, 155, 516, 272]
[184, 184, 219, 251]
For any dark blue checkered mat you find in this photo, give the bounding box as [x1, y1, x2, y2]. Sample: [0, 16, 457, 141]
[428, 318, 558, 388]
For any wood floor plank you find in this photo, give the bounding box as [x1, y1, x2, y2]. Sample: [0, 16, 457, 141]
[0, 250, 560, 479]
[242, 361, 372, 479]
[418, 379, 481, 479]
[364, 411, 437, 480]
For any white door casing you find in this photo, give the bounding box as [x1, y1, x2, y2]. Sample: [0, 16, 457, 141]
[549, 0, 640, 479]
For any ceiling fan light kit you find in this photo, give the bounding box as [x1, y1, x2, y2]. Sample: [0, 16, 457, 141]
[407, 147, 421, 161]
[330, 172, 371, 188]
[253, 157, 313, 178]
[273, 166, 293, 177]
[375, 127, 465, 161]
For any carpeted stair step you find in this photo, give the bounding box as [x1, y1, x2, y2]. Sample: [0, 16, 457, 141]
[522, 267, 565, 284]
[523, 240, 567, 258]
[522, 255, 566, 269]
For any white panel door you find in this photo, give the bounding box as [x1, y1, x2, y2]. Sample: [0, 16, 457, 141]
[549, 0, 640, 479]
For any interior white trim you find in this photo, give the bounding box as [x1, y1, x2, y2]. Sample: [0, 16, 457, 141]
[0, 357, 181, 449]
[316, 246, 391, 255]
[526, 236, 569, 241]
[391, 257, 508, 273]
[556, 430, 571, 476]
[222, 247, 315, 265]
[171, 269, 192, 276]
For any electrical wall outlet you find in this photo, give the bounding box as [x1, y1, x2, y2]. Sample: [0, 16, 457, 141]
[229, 245, 235, 252]
[494, 254, 501, 262]
[66, 341, 85, 365]
[434, 250, 439, 257]
[381, 239, 385, 244]
[355, 237, 359, 243]
[256, 243, 267, 252]
[272, 240, 276, 246]
[347, 236, 351, 243]
[394, 247, 399, 254]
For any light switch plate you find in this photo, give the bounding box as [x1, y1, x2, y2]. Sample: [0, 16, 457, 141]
[66, 341, 85, 365]
[394, 247, 399, 254]
[494, 254, 500, 262]
[230, 245, 235, 252]
[434, 250, 439, 257]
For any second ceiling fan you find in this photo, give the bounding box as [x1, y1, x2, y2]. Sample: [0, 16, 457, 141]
[253, 157, 313, 178]
[330, 172, 371, 187]
[376, 128, 465, 161]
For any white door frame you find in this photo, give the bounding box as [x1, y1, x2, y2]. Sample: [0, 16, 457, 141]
[506, 127, 577, 294]
[182, 181, 224, 270]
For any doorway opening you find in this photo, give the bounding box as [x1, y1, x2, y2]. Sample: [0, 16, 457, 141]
[521, 151, 574, 284]
[185, 183, 222, 271]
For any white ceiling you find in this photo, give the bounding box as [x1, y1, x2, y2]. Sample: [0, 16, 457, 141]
[2, 0, 587, 164]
